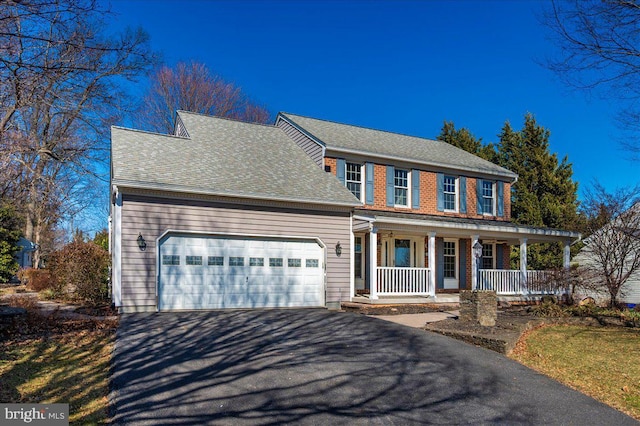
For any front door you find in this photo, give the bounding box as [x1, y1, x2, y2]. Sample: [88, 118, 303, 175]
[394, 239, 411, 267]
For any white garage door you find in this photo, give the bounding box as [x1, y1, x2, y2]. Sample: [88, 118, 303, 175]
[158, 235, 325, 310]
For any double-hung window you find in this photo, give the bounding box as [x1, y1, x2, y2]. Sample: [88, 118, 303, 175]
[443, 176, 457, 211]
[481, 243, 494, 269]
[346, 163, 362, 200]
[354, 236, 362, 279]
[482, 180, 495, 215]
[394, 169, 409, 207]
[443, 241, 456, 279]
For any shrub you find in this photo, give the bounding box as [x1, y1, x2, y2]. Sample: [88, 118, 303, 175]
[18, 268, 58, 292]
[0, 204, 22, 284]
[39, 288, 58, 300]
[566, 303, 598, 317]
[621, 310, 640, 327]
[529, 300, 568, 317]
[48, 241, 109, 305]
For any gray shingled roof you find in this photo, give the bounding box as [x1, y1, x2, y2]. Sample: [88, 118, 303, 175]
[280, 113, 517, 180]
[111, 111, 361, 207]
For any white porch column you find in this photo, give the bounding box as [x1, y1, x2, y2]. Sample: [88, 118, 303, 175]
[428, 232, 436, 298]
[471, 234, 480, 290]
[563, 240, 571, 270]
[519, 238, 528, 289]
[369, 228, 378, 300]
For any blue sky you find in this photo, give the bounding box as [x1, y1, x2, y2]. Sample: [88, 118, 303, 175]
[109, 0, 638, 197]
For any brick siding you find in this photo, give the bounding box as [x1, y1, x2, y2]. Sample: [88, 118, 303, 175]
[328, 156, 511, 221]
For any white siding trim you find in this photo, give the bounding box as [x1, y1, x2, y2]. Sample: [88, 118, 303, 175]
[349, 212, 355, 300]
[112, 187, 122, 307]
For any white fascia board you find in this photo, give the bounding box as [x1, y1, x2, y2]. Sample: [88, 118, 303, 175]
[372, 215, 581, 243]
[352, 214, 375, 232]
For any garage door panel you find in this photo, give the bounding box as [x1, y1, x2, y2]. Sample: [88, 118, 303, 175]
[159, 235, 324, 310]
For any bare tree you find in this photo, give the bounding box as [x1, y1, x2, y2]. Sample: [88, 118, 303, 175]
[137, 61, 270, 134]
[0, 0, 156, 265]
[575, 182, 640, 307]
[544, 0, 640, 155]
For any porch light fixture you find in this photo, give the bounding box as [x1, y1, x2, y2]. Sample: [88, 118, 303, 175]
[335, 241, 342, 257]
[473, 241, 483, 290]
[137, 233, 147, 251]
[473, 241, 483, 259]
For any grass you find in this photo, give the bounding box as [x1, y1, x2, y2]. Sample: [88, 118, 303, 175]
[0, 304, 116, 425]
[0, 283, 29, 296]
[511, 325, 640, 420]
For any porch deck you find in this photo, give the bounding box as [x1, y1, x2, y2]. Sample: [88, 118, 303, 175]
[356, 268, 568, 305]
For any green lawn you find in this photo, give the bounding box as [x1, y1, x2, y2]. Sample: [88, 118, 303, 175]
[0, 323, 114, 424]
[510, 325, 640, 420]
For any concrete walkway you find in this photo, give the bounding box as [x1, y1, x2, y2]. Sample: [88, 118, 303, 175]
[372, 310, 459, 327]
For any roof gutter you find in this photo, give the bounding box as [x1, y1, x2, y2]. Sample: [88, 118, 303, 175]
[112, 179, 360, 210]
[326, 147, 518, 183]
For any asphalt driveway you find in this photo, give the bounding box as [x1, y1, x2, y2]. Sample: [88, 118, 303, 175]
[111, 309, 638, 425]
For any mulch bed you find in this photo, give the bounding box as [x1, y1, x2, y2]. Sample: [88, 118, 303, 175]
[343, 302, 613, 355]
[0, 309, 118, 342]
[74, 304, 118, 317]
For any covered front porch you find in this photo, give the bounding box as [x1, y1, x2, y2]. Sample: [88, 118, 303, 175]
[351, 211, 581, 303]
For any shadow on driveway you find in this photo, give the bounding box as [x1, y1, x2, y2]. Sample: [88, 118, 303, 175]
[110, 309, 637, 425]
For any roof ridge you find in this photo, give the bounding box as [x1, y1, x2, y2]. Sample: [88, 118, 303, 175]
[177, 110, 277, 129]
[280, 111, 444, 143]
[111, 125, 189, 139]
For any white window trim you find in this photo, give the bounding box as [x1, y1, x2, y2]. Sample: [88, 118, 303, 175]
[443, 238, 459, 289]
[443, 175, 459, 213]
[381, 235, 425, 267]
[482, 180, 496, 216]
[481, 243, 496, 269]
[394, 168, 411, 208]
[345, 162, 365, 202]
[354, 236, 363, 279]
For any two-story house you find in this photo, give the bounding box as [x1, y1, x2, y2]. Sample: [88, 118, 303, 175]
[110, 111, 580, 312]
[276, 113, 580, 301]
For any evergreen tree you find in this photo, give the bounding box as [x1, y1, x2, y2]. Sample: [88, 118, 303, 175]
[0, 203, 23, 283]
[439, 115, 582, 270]
[437, 121, 497, 162]
[497, 114, 581, 269]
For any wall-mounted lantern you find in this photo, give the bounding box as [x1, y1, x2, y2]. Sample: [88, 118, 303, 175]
[473, 241, 483, 259]
[137, 233, 147, 251]
[335, 241, 342, 257]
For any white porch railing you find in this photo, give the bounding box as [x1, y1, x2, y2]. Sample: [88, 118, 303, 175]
[376, 267, 432, 296]
[478, 269, 567, 295]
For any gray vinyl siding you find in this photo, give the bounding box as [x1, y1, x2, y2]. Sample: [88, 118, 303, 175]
[174, 115, 189, 138]
[277, 119, 324, 167]
[119, 193, 351, 310]
[621, 273, 640, 304]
